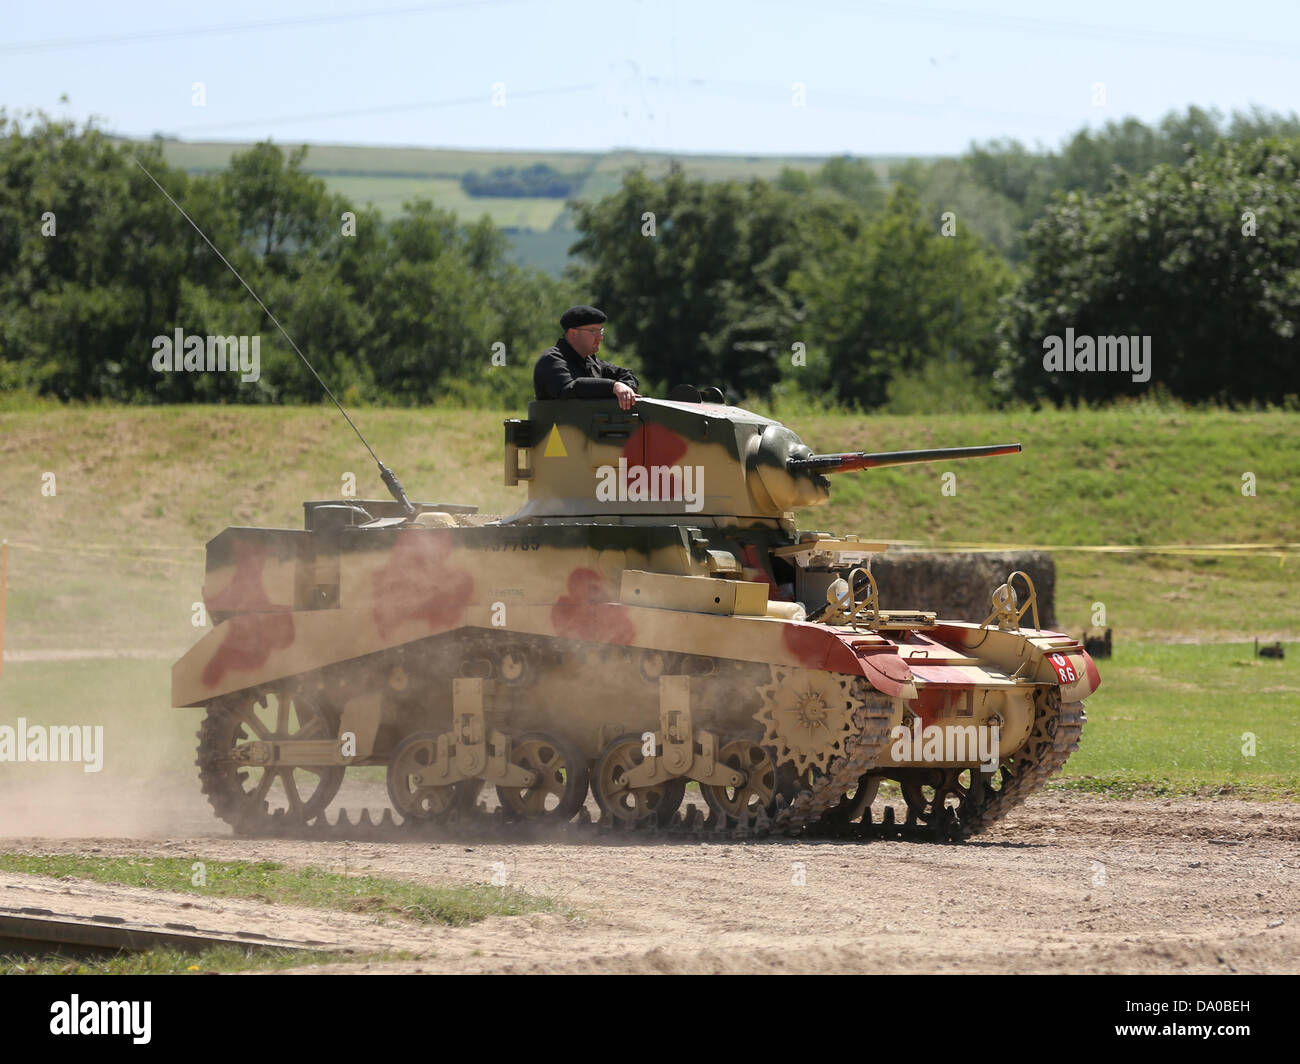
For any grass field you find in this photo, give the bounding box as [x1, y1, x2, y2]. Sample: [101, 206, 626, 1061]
[153, 140, 600, 178]
[505, 226, 579, 272]
[0, 403, 1295, 799]
[1059, 642, 1298, 797]
[0, 851, 555, 973]
[154, 140, 842, 188]
[2, 945, 363, 975]
[322, 175, 569, 229]
[0, 854, 558, 925]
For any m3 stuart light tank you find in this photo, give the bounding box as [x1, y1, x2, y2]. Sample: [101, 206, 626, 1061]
[172, 394, 1099, 840]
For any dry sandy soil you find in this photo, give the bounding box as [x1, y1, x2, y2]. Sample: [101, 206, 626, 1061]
[2, 793, 1297, 974]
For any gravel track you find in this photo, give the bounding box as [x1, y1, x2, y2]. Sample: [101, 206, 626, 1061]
[3, 794, 1297, 974]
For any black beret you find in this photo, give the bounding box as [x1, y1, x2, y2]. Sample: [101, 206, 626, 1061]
[561, 305, 606, 330]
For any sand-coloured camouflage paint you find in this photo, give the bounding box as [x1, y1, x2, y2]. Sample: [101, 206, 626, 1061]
[175, 397, 1097, 835]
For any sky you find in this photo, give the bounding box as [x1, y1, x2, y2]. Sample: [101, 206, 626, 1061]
[2, 0, 1299, 157]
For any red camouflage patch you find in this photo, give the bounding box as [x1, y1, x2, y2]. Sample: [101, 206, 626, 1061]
[905, 685, 977, 729]
[856, 648, 913, 697]
[621, 423, 689, 500]
[371, 529, 474, 638]
[623, 422, 689, 467]
[1083, 650, 1102, 693]
[205, 540, 287, 613]
[202, 540, 295, 687]
[781, 623, 862, 675]
[202, 612, 294, 687]
[551, 568, 635, 645]
[738, 543, 789, 601]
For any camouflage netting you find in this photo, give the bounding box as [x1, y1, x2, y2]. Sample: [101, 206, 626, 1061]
[870, 550, 1057, 629]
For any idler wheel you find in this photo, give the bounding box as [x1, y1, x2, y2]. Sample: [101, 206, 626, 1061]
[386, 732, 481, 822]
[496, 732, 591, 821]
[701, 740, 777, 824]
[593, 734, 686, 827]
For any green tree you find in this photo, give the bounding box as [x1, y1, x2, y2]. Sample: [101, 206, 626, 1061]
[908, 106, 1300, 264]
[791, 186, 1014, 407]
[221, 143, 342, 264]
[569, 168, 859, 396]
[893, 155, 1025, 261]
[995, 138, 1300, 404]
[0, 112, 242, 400]
[348, 200, 560, 403]
[0, 117, 561, 406]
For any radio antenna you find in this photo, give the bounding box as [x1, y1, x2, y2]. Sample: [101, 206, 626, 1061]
[131, 155, 415, 515]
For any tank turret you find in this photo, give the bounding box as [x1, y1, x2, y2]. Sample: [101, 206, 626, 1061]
[503, 397, 1021, 521]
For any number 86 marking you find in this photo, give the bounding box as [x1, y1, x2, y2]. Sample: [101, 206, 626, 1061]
[1048, 653, 1078, 684]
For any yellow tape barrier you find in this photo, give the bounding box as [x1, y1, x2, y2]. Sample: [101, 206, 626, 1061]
[3, 539, 1293, 564]
[886, 541, 1295, 563]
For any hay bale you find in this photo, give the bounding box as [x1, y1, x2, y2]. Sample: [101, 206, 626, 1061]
[870, 550, 1056, 629]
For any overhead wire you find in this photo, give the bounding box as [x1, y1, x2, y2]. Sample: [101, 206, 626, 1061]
[0, 0, 524, 55]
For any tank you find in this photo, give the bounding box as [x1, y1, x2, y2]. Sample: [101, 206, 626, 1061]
[173, 395, 1099, 840]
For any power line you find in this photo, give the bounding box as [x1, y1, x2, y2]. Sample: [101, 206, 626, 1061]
[0, 0, 521, 55]
[639, 76, 1074, 128]
[168, 84, 599, 135]
[790, 1, 1300, 59]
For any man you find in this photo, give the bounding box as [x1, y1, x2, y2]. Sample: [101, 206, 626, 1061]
[534, 305, 640, 411]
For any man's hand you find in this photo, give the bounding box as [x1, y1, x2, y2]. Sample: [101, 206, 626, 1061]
[612, 381, 638, 410]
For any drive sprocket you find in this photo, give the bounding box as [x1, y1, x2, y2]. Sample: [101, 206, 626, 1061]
[756, 665, 858, 775]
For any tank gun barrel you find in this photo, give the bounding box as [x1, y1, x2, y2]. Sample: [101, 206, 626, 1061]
[789, 443, 1022, 475]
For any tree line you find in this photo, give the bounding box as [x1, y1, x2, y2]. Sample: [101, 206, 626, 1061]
[0, 117, 564, 406]
[2, 106, 1296, 410]
[461, 164, 583, 198]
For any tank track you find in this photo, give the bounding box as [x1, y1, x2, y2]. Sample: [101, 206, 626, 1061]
[813, 691, 1087, 843]
[960, 695, 1086, 837]
[200, 684, 1082, 845]
[769, 679, 894, 833]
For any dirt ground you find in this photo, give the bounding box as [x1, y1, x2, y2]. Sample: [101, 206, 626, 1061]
[2, 793, 1297, 974]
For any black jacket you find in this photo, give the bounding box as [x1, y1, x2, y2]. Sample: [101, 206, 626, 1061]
[534, 337, 639, 399]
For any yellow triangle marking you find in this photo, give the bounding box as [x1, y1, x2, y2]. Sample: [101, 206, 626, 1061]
[542, 426, 568, 458]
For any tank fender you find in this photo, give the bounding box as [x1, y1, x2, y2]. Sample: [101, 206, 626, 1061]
[1042, 647, 1102, 700]
[854, 647, 917, 699]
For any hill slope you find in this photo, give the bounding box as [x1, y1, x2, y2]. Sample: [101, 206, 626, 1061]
[0, 404, 1294, 657]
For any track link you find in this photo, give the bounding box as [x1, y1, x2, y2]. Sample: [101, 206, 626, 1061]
[200, 678, 1082, 846]
[808, 691, 1087, 842]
